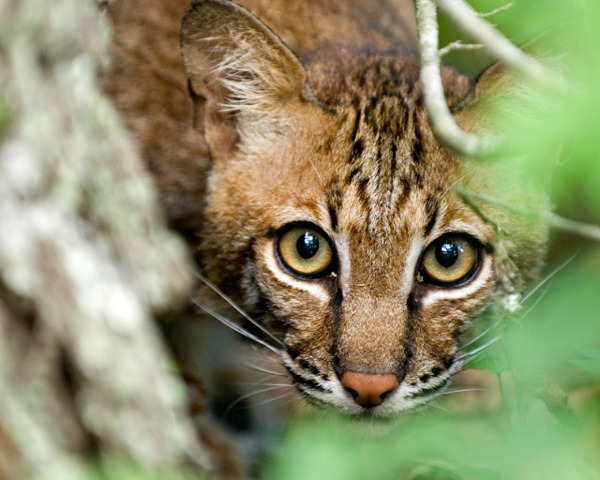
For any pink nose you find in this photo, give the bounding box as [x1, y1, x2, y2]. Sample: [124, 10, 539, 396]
[341, 371, 399, 408]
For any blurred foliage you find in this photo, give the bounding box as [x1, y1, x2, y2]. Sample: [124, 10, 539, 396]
[91, 459, 202, 480]
[263, 1, 600, 479]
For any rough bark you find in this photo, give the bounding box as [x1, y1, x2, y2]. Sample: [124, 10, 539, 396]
[0, 0, 212, 478]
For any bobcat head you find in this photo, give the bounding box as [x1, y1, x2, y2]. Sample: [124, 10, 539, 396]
[181, 0, 547, 416]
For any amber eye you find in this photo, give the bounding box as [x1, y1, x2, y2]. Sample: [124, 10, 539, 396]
[278, 226, 333, 277]
[420, 234, 479, 285]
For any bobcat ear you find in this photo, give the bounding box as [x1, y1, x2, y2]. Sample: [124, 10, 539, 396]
[181, 0, 310, 160]
[453, 61, 511, 132]
[472, 61, 508, 99]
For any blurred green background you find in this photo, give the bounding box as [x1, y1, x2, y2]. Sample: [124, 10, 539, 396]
[262, 1, 600, 479]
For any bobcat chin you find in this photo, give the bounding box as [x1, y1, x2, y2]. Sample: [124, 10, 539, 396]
[104, 0, 547, 418]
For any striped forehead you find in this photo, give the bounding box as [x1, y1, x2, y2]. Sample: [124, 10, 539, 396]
[304, 55, 461, 243]
[332, 92, 449, 237]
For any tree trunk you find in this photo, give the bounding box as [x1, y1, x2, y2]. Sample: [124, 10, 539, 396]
[0, 0, 213, 477]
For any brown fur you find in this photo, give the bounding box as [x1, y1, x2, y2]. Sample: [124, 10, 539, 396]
[103, 0, 547, 419]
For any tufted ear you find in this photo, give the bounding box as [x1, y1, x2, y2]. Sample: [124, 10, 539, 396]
[181, 0, 313, 161]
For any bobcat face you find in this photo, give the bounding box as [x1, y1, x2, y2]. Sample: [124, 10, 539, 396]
[181, 0, 545, 416]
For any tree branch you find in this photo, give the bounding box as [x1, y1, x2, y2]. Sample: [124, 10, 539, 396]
[414, 0, 566, 157]
[437, 0, 563, 90]
[456, 188, 600, 242]
[414, 0, 497, 156]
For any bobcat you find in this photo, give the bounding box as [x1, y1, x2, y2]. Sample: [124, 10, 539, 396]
[104, 0, 546, 421]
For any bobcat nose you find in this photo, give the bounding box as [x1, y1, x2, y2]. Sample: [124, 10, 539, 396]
[341, 371, 399, 408]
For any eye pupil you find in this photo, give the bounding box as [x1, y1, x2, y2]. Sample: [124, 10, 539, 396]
[435, 241, 460, 268]
[296, 232, 319, 259]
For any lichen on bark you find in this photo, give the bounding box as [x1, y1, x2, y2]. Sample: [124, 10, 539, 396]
[0, 0, 212, 477]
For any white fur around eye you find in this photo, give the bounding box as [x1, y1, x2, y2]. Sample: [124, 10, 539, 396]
[331, 232, 351, 293]
[263, 246, 331, 303]
[420, 252, 493, 307]
[403, 240, 426, 295]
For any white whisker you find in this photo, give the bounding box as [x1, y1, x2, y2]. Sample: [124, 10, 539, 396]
[273, 394, 301, 410]
[459, 335, 501, 363]
[221, 385, 292, 417]
[443, 174, 469, 200]
[461, 348, 491, 367]
[442, 387, 487, 395]
[462, 317, 503, 350]
[235, 374, 291, 388]
[427, 401, 452, 415]
[193, 300, 283, 356]
[190, 268, 285, 347]
[462, 353, 485, 367]
[461, 255, 577, 366]
[243, 363, 287, 377]
[519, 251, 579, 305]
[308, 158, 324, 184]
[238, 382, 292, 388]
[250, 390, 296, 409]
[247, 341, 287, 364]
[518, 282, 551, 319]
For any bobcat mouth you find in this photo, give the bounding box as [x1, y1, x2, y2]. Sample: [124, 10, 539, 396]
[407, 375, 453, 400]
[282, 348, 461, 416]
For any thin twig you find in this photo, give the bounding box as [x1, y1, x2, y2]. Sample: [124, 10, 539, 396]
[439, 40, 483, 57]
[437, 0, 564, 90]
[414, 0, 497, 156]
[455, 187, 506, 236]
[456, 187, 600, 242]
[478, 2, 514, 19]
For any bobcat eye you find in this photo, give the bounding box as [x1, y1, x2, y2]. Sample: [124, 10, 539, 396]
[278, 225, 333, 277]
[420, 234, 479, 286]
